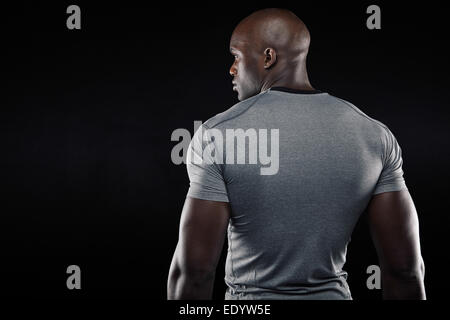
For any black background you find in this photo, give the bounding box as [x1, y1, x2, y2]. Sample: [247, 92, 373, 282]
[1, 1, 448, 301]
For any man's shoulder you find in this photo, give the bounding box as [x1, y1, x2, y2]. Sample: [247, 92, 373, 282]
[201, 91, 392, 138]
[328, 94, 391, 134]
[203, 92, 268, 129]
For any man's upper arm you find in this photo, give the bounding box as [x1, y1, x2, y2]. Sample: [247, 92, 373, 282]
[173, 122, 231, 275]
[367, 189, 424, 276]
[175, 197, 231, 275]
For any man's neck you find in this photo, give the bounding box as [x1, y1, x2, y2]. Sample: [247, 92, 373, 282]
[260, 66, 314, 92]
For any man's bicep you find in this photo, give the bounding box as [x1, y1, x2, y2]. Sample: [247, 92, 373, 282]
[367, 190, 423, 275]
[176, 197, 231, 275]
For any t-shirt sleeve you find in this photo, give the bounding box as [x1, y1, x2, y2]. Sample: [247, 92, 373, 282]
[373, 126, 408, 195]
[186, 124, 229, 202]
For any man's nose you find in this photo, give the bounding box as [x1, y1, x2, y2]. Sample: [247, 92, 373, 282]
[229, 64, 237, 77]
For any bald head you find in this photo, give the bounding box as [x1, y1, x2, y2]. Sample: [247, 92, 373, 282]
[229, 8, 313, 101]
[232, 8, 310, 60]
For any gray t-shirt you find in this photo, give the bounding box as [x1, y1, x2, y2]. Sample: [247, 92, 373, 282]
[186, 87, 408, 300]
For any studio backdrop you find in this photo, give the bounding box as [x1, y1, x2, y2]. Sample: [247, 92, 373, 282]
[1, 1, 448, 301]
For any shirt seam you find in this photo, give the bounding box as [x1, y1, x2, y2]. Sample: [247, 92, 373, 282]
[330, 95, 389, 130]
[330, 95, 387, 166]
[202, 92, 268, 178]
[206, 91, 269, 129]
[200, 123, 226, 176]
[228, 223, 237, 284]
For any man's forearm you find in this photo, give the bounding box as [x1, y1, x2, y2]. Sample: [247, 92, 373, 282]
[382, 272, 426, 300]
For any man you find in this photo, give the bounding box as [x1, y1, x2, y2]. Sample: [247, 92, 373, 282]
[167, 8, 426, 300]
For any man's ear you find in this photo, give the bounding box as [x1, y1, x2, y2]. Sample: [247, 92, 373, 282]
[264, 48, 277, 69]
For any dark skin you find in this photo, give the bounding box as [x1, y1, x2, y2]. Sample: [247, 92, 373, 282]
[367, 190, 426, 299]
[167, 198, 230, 299]
[229, 9, 314, 100]
[167, 8, 426, 300]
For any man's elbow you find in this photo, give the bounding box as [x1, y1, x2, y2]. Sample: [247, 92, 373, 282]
[385, 257, 425, 281]
[381, 257, 426, 300]
[168, 260, 216, 299]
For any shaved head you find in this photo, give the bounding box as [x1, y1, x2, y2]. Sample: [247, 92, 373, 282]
[229, 8, 313, 101]
[232, 8, 310, 60]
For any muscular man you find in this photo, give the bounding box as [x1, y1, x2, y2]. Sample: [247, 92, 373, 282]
[167, 8, 426, 300]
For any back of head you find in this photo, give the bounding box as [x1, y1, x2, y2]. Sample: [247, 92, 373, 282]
[235, 8, 311, 60]
[229, 8, 313, 101]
